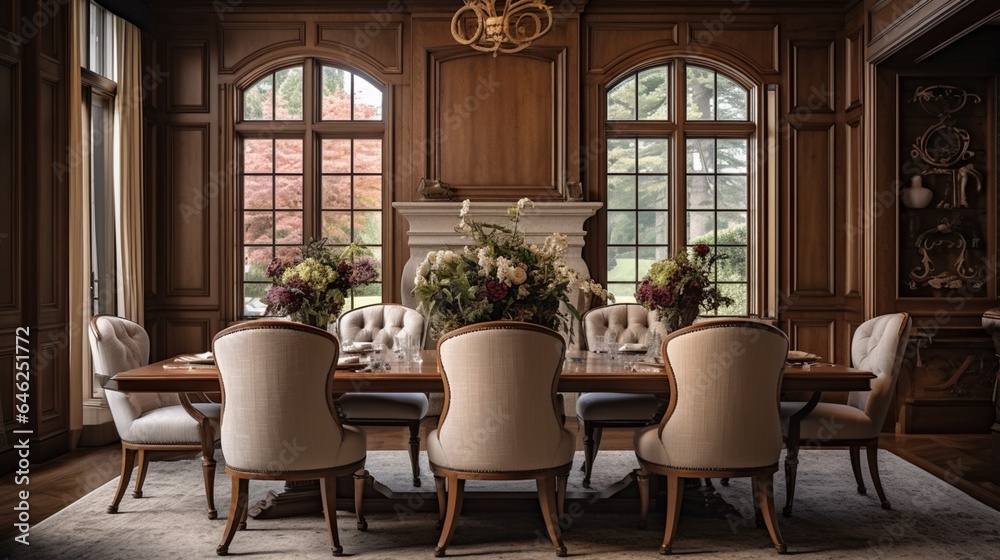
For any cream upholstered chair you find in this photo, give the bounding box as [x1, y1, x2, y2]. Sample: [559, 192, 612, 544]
[336, 304, 429, 486]
[430, 322, 575, 557]
[576, 303, 667, 486]
[635, 319, 789, 554]
[213, 321, 368, 556]
[88, 315, 221, 519]
[780, 312, 911, 514]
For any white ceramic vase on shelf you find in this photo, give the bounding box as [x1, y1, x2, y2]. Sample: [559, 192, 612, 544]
[901, 175, 933, 209]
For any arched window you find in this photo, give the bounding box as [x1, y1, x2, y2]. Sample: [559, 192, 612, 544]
[604, 61, 755, 316]
[238, 60, 385, 317]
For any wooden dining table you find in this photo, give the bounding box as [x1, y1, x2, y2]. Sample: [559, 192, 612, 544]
[107, 350, 873, 517]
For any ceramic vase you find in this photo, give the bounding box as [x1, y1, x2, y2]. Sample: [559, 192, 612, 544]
[901, 175, 933, 209]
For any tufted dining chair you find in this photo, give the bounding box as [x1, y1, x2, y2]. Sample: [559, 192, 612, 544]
[88, 315, 221, 519]
[336, 304, 429, 487]
[213, 321, 369, 556]
[430, 322, 575, 557]
[635, 319, 789, 554]
[780, 312, 911, 514]
[575, 304, 668, 486]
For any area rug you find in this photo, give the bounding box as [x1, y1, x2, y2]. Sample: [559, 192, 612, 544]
[3, 450, 999, 559]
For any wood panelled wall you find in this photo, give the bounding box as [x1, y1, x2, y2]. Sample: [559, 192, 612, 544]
[0, 0, 72, 472]
[146, 0, 870, 369]
[121, 0, 1000, 440]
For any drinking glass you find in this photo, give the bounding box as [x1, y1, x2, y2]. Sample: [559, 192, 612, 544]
[370, 342, 388, 371]
[605, 330, 620, 361]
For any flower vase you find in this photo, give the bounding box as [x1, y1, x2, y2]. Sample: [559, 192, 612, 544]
[663, 307, 700, 334]
[290, 310, 332, 330]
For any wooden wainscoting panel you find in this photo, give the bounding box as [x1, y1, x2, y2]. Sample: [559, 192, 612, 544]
[0, 59, 17, 317]
[789, 124, 836, 297]
[0, 3, 14, 38]
[844, 117, 863, 298]
[38, 1, 62, 63]
[790, 39, 835, 113]
[688, 22, 779, 75]
[36, 74, 67, 323]
[162, 315, 218, 360]
[35, 331, 69, 439]
[317, 21, 403, 74]
[164, 124, 213, 299]
[845, 29, 864, 111]
[218, 22, 306, 74]
[586, 20, 678, 74]
[430, 50, 562, 200]
[166, 40, 209, 112]
[0, 344, 14, 456]
[786, 318, 837, 366]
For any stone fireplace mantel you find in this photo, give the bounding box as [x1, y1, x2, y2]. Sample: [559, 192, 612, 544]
[393, 201, 603, 310]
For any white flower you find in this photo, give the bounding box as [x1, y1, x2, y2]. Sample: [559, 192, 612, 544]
[459, 199, 471, 218]
[495, 256, 514, 285]
[517, 197, 533, 210]
[416, 260, 430, 278]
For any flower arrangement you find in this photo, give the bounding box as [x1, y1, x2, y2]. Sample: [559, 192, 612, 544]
[262, 239, 380, 328]
[412, 199, 612, 340]
[635, 244, 733, 332]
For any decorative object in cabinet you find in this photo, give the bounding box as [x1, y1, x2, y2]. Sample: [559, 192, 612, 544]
[898, 79, 991, 298]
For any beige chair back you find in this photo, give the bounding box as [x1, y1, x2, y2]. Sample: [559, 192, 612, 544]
[213, 321, 353, 473]
[582, 303, 668, 350]
[434, 322, 570, 472]
[337, 304, 425, 348]
[658, 319, 788, 470]
[89, 315, 180, 440]
[847, 313, 911, 425]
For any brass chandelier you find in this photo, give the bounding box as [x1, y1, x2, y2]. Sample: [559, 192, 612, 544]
[451, 0, 554, 56]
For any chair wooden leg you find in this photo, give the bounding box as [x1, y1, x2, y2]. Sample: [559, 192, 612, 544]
[408, 421, 422, 487]
[434, 475, 447, 529]
[199, 421, 218, 520]
[581, 421, 596, 487]
[660, 474, 684, 554]
[866, 441, 891, 510]
[320, 477, 344, 556]
[354, 469, 369, 531]
[850, 445, 867, 495]
[132, 449, 150, 498]
[434, 476, 465, 557]
[537, 477, 568, 557]
[238, 502, 248, 531]
[216, 476, 248, 556]
[636, 468, 650, 529]
[556, 474, 568, 521]
[108, 446, 137, 513]
[753, 473, 787, 554]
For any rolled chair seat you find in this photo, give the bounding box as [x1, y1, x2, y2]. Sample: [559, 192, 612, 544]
[121, 403, 221, 444]
[337, 393, 429, 420]
[779, 402, 876, 441]
[576, 393, 660, 422]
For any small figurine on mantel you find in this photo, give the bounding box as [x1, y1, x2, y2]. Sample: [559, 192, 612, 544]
[417, 178, 454, 201]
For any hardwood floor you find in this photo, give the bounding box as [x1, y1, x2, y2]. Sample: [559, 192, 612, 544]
[2, 421, 997, 543]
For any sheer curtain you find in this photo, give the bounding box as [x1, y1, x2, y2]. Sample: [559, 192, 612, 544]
[113, 18, 144, 324]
